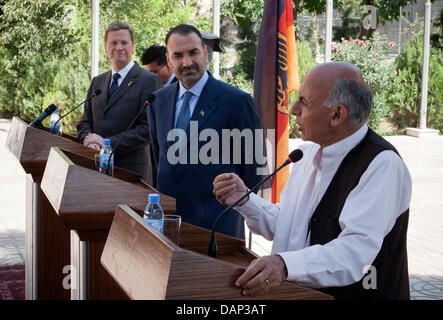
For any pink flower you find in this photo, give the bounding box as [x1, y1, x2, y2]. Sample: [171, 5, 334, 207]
[331, 42, 338, 52]
[227, 70, 232, 78]
[394, 70, 398, 76]
[388, 41, 396, 47]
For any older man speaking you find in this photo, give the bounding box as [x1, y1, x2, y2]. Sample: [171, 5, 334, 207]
[213, 62, 412, 300]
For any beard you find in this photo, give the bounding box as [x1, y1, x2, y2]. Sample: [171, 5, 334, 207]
[177, 63, 205, 88]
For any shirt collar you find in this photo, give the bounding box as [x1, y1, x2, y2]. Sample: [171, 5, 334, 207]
[323, 124, 368, 156]
[165, 73, 176, 86]
[313, 124, 368, 169]
[178, 70, 209, 99]
[112, 60, 135, 80]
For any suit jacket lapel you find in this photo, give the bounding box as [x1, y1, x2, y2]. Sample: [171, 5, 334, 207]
[189, 75, 220, 134]
[95, 71, 111, 114]
[161, 82, 179, 149]
[105, 63, 140, 113]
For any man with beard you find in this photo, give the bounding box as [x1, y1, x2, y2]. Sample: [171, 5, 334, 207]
[148, 24, 263, 239]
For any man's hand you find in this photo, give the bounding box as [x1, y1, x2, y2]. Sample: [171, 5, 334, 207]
[235, 255, 288, 297]
[87, 143, 101, 151]
[213, 173, 249, 207]
[83, 132, 104, 150]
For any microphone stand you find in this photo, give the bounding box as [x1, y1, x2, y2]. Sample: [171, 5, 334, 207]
[106, 97, 154, 176]
[208, 156, 297, 257]
[52, 90, 101, 134]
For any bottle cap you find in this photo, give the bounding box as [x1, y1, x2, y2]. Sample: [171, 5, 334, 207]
[148, 193, 160, 203]
[103, 139, 111, 145]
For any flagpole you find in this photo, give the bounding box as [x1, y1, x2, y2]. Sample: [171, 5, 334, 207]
[325, 0, 333, 62]
[213, 0, 220, 79]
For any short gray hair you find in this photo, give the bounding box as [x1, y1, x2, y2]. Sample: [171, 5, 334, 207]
[324, 79, 373, 126]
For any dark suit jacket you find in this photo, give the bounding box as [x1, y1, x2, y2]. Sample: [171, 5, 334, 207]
[148, 73, 263, 239]
[77, 62, 162, 183]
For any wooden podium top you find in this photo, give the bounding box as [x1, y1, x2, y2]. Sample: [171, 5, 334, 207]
[5, 116, 97, 182]
[40, 147, 176, 241]
[101, 205, 333, 300]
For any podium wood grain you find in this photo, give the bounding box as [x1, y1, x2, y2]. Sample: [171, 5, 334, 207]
[101, 205, 333, 300]
[41, 147, 176, 237]
[40, 147, 176, 299]
[5, 117, 97, 300]
[6, 117, 96, 182]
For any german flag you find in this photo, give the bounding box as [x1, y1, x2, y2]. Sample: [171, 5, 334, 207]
[254, 0, 300, 203]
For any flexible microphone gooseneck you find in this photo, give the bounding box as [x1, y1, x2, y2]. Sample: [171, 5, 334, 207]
[208, 149, 304, 257]
[29, 104, 57, 128]
[51, 89, 102, 134]
[106, 94, 156, 175]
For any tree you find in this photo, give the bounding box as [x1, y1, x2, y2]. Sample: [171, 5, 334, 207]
[0, 0, 209, 133]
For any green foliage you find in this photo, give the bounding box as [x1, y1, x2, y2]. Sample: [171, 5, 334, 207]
[221, 0, 264, 80]
[387, 34, 443, 132]
[0, 0, 208, 133]
[331, 33, 396, 131]
[299, 0, 418, 24]
[220, 69, 254, 96]
[0, 0, 75, 118]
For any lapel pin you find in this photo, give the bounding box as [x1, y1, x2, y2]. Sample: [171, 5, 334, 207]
[128, 81, 133, 87]
[200, 110, 205, 117]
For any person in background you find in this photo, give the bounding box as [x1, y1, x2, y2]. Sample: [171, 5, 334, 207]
[77, 21, 161, 184]
[140, 45, 176, 86]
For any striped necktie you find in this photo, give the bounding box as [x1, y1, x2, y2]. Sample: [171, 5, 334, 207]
[175, 91, 193, 131]
[109, 73, 121, 97]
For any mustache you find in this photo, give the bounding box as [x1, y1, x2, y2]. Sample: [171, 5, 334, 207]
[179, 64, 199, 74]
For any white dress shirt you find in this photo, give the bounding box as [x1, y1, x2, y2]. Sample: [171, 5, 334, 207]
[111, 60, 135, 88]
[236, 125, 412, 288]
[165, 73, 176, 86]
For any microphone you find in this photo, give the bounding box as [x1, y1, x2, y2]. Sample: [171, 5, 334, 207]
[208, 149, 304, 257]
[51, 89, 102, 134]
[106, 94, 156, 175]
[29, 104, 57, 128]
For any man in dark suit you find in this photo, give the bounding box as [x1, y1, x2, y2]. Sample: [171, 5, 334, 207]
[148, 24, 263, 239]
[77, 21, 162, 183]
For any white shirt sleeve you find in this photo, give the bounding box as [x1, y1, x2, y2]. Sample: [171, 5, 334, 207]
[235, 192, 282, 241]
[279, 150, 412, 288]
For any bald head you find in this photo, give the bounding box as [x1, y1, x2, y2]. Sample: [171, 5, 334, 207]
[303, 62, 372, 127]
[304, 62, 366, 94]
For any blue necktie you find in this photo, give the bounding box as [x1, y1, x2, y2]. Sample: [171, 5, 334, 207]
[175, 91, 193, 131]
[109, 73, 121, 97]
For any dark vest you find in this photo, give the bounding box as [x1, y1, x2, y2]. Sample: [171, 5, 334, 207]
[309, 128, 410, 300]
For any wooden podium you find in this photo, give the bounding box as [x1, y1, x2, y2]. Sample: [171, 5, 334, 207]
[5, 116, 97, 300]
[101, 205, 333, 300]
[40, 147, 176, 299]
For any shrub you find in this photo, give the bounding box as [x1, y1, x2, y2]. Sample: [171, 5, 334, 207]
[331, 33, 396, 132]
[387, 33, 443, 132]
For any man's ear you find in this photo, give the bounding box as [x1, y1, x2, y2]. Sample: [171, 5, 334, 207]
[330, 105, 348, 126]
